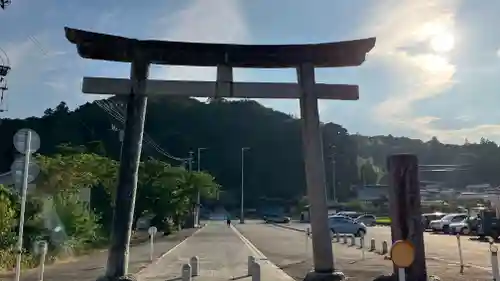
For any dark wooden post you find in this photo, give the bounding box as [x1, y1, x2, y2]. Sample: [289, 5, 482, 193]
[387, 154, 427, 281]
[105, 53, 149, 279]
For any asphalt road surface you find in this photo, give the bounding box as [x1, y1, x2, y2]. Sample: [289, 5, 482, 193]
[283, 222, 493, 270]
[238, 221, 491, 281]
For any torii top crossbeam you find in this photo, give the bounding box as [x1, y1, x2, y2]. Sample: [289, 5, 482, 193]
[64, 27, 375, 68]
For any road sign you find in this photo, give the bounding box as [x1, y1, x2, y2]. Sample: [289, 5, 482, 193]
[33, 240, 48, 256]
[10, 155, 40, 185]
[391, 240, 415, 268]
[13, 129, 40, 154]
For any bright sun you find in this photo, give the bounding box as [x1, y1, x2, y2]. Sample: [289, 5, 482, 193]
[430, 33, 455, 53]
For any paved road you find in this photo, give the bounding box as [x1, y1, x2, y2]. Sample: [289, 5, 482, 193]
[237, 221, 491, 280]
[0, 229, 197, 281]
[139, 222, 293, 281]
[281, 222, 493, 270]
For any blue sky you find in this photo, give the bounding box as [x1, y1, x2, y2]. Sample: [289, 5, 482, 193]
[1, 0, 500, 144]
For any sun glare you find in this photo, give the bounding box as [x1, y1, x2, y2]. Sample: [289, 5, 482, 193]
[430, 32, 455, 53]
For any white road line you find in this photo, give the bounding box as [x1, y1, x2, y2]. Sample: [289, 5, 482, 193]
[136, 224, 206, 275]
[231, 224, 295, 281]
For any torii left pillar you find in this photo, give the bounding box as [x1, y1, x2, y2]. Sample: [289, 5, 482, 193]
[105, 53, 150, 280]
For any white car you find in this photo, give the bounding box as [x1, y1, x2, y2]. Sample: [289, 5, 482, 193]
[429, 213, 468, 233]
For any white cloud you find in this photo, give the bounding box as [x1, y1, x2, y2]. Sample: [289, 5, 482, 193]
[151, 0, 251, 81]
[360, 0, 460, 140]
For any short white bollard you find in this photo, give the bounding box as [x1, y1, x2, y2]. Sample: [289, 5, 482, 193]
[457, 234, 464, 274]
[251, 261, 261, 281]
[370, 238, 376, 251]
[36, 241, 48, 281]
[350, 235, 355, 246]
[148, 226, 157, 261]
[489, 240, 499, 280]
[381, 241, 388, 255]
[190, 256, 199, 276]
[248, 256, 255, 276]
[181, 263, 192, 281]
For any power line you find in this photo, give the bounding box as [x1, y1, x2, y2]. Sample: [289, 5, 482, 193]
[95, 99, 189, 162]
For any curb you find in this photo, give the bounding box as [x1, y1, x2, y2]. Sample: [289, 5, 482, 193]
[135, 224, 207, 276]
[270, 223, 306, 233]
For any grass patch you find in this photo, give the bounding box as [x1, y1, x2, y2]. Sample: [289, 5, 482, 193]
[376, 217, 391, 224]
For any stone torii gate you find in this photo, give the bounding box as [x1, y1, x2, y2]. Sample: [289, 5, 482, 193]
[64, 27, 375, 281]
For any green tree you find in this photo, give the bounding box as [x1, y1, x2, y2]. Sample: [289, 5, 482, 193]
[0, 191, 15, 249]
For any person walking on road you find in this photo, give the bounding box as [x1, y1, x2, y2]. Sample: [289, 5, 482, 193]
[226, 214, 231, 227]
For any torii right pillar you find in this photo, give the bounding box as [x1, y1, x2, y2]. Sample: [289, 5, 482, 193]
[297, 63, 344, 281]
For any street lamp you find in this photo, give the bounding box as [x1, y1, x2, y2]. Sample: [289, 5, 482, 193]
[240, 147, 250, 224]
[196, 148, 207, 227]
[330, 145, 337, 203]
[188, 151, 194, 171]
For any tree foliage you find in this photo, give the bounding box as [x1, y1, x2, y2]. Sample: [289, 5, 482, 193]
[0, 142, 220, 270]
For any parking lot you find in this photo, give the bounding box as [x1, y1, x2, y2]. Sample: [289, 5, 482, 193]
[283, 222, 493, 270]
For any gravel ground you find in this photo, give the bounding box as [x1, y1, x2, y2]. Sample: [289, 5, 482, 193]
[0, 228, 198, 281]
[235, 221, 493, 281]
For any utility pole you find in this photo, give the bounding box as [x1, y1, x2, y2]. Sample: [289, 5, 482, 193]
[119, 130, 124, 159]
[240, 147, 250, 224]
[331, 156, 337, 202]
[196, 148, 207, 227]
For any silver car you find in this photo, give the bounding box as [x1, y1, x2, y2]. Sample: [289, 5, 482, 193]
[328, 215, 367, 237]
[429, 213, 468, 233]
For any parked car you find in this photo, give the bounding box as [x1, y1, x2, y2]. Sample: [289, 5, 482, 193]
[355, 214, 377, 226]
[422, 212, 447, 229]
[328, 215, 367, 237]
[264, 215, 291, 223]
[429, 213, 468, 233]
[450, 216, 480, 235]
[336, 211, 363, 219]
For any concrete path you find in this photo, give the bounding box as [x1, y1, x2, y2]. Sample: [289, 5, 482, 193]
[137, 222, 294, 281]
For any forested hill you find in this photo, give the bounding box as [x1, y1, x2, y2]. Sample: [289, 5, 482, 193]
[2, 97, 500, 206]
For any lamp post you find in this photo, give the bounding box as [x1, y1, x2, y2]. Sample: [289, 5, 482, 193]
[240, 147, 250, 224]
[188, 151, 195, 227]
[196, 147, 207, 227]
[330, 145, 337, 203]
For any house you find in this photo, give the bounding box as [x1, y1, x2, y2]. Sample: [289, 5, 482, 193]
[356, 184, 389, 202]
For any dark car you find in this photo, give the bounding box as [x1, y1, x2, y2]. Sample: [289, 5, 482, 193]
[264, 215, 291, 223]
